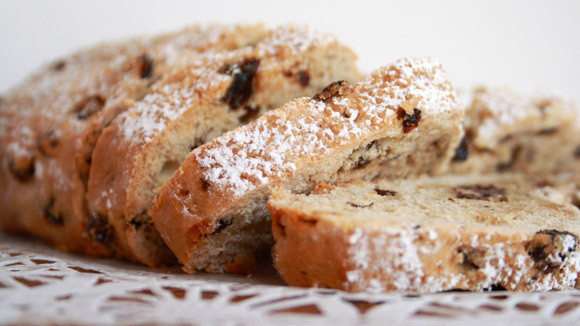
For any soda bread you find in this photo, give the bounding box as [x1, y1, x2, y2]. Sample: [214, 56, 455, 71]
[151, 57, 464, 273]
[87, 25, 360, 266]
[269, 173, 580, 293]
[450, 87, 580, 174]
[0, 24, 269, 258]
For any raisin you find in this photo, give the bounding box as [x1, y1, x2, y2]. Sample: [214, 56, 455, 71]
[298, 218, 318, 225]
[536, 128, 557, 135]
[536, 179, 553, 188]
[8, 156, 35, 182]
[87, 213, 114, 246]
[238, 104, 261, 124]
[455, 184, 507, 202]
[129, 213, 150, 230]
[574, 146, 580, 159]
[296, 70, 310, 87]
[347, 202, 374, 208]
[211, 218, 232, 235]
[135, 54, 154, 79]
[452, 136, 469, 162]
[52, 60, 66, 71]
[220, 58, 260, 109]
[353, 157, 371, 170]
[396, 108, 422, 133]
[37, 129, 59, 156]
[496, 145, 522, 172]
[459, 246, 486, 270]
[200, 178, 211, 191]
[73, 96, 105, 120]
[43, 198, 64, 225]
[313, 80, 350, 102]
[526, 230, 577, 270]
[489, 284, 507, 291]
[374, 188, 396, 196]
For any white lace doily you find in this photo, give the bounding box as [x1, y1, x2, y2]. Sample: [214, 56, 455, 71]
[1, 233, 579, 325]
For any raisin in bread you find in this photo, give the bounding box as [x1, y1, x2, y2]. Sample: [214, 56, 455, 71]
[0, 24, 267, 258]
[450, 87, 580, 174]
[87, 25, 361, 267]
[151, 57, 465, 274]
[269, 172, 580, 293]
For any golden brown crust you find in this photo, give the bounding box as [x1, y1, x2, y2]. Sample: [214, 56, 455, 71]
[270, 173, 580, 293]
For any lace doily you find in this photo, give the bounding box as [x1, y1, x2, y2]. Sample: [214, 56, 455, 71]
[1, 233, 579, 325]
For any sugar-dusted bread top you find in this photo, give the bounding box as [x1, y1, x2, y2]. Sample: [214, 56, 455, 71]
[152, 57, 464, 273]
[450, 87, 580, 174]
[462, 87, 577, 150]
[269, 172, 580, 292]
[0, 24, 267, 257]
[87, 24, 361, 266]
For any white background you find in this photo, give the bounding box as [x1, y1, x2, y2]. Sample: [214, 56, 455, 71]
[1, 0, 579, 102]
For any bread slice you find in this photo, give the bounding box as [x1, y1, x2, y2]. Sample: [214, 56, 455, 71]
[450, 87, 580, 174]
[269, 173, 580, 293]
[87, 25, 360, 266]
[151, 57, 465, 273]
[0, 24, 268, 258]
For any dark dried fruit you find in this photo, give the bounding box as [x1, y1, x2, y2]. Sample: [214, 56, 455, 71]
[375, 188, 396, 196]
[87, 213, 115, 246]
[8, 156, 35, 182]
[536, 128, 557, 135]
[459, 246, 486, 270]
[353, 157, 371, 170]
[200, 178, 211, 191]
[37, 129, 59, 156]
[43, 198, 64, 225]
[211, 218, 232, 235]
[296, 70, 310, 87]
[396, 108, 422, 133]
[238, 104, 261, 124]
[488, 284, 507, 291]
[220, 58, 260, 109]
[574, 146, 580, 159]
[347, 202, 374, 208]
[496, 145, 522, 172]
[298, 218, 318, 225]
[313, 80, 350, 102]
[455, 184, 507, 202]
[135, 54, 154, 79]
[526, 229, 577, 271]
[129, 213, 150, 230]
[452, 136, 469, 162]
[536, 179, 553, 188]
[52, 60, 66, 71]
[73, 96, 105, 120]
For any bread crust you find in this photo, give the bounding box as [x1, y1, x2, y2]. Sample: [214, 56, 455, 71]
[270, 173, 580, 292]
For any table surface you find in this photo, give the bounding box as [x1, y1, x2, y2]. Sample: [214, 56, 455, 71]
[1, 233, 580, 325]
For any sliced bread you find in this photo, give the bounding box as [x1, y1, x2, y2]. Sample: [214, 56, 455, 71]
[0, 24, 268, 258]
[269, 173, 580, 292]
[450, 87, 580, 174]
[151, 57, 464, 273]
[87, 25, 360, 266]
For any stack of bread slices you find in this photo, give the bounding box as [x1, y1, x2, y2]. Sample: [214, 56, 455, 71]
[1, 24, 579, 293]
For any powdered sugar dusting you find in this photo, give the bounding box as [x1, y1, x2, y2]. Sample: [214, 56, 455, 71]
[198, 57, 459, 197]
[342, 227, 580, 292]
[467, 87, 578, 148]
[118, 25, 340, 145]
